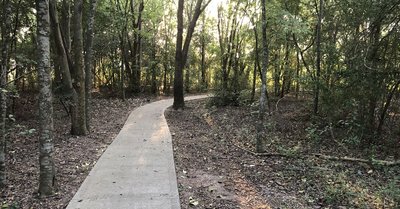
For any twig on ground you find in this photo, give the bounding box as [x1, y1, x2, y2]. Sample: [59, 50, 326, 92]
[233, 143, 400, 166]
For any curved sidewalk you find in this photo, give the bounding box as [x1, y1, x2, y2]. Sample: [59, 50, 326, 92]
[67, 95, 207, 209]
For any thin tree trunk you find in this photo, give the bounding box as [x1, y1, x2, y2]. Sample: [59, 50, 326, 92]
[49, 0, 79, 134]
[295, 51, 300, 99]
[130, 0, 144, 93]
[200, 14, 207, 90]
[71, 0, 87, 135]
[0, 0, 11, 188]
[61, 0, 71, 53]
[36, 0, 56, 196]
[84, 0, 97, 132]
[120, 34, 126, 100]
[251, 60, 257, 102]
[151, 37, 157, 95]
[274, 53, 280, 96]
[377, 80, 400, 135]
[281, 35, 290, 98]
[257, 0, 269, 153]
[135, 0, 143, 92]
[251, 22, 259, 102]
[314, 0, 323, 114]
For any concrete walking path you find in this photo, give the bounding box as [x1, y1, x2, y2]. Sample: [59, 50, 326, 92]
[67, 95, 208, 209]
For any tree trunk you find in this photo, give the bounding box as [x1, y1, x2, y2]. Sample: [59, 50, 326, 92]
[377, 80, 400, 135]
[281, 35, 290, 98]
[130, 0, 144, 93]
[185, 62, 190, 92]
[273, 54, 280, 97]
[257, 0, 269, 153]
[0, 0, 11, 188]
[61, 0, 71, 53]
[84, 0, 97, 132]
[49, 0, 79, 135]
[200, 14, 207, 91]
[120, 34, 127, 100]
[71, 0, 87, 135]
[36, 0, 56, 196]
[173, 0, 185, 109]
[314, 0, 323, 114]
[151, 37, 157, 95]
[251, 22, 259, 102]
[173, 0, 210, 109]
[295, 51, 300, 99]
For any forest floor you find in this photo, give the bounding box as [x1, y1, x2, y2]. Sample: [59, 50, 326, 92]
[1, 95, 399, 209]
[0, 93, 159, 209]
[165, 97, 400, 209]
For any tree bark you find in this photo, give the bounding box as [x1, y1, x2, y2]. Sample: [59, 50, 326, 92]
[257, 0, 270, 153]
[151, 36, 157, 95]
[295, 51, 300, 99]
[130, 0, 144, 93]
[71, 0, 87, 135]
[36, 0, 56, 196]
[314, 0, 323, 115]
[200, 13, 207, 90]
[84, 0, 97, 131]
[49, 0, 79, 132]
[281, 35, 290, 98]
[173, 0, 185, 109]
[0, 0, 11, 188]
[377, 80, 400, 135]
[61, 0, 71, 53]
[173, 0, 210, 109]
[251, 21, 259, 102]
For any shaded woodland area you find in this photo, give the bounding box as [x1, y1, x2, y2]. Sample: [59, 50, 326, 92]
[0, 0, 399, 208]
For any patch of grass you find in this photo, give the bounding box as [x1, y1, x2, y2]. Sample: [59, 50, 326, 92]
[1, 202, 19, 209]
[379, 177, 400, 208]
[322, 173, 357, 206]
[320, 172, 400, 208]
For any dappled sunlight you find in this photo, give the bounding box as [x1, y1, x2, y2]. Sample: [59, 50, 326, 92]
[233, 177, 272, 209]
[320, 172, 398, 208]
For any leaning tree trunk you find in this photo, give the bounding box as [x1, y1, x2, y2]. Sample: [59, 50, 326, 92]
[256, 0, 270, 153]
[49, 0, 79, 134]
[84, 0, 97, 132]
[0, 0, 11, 188]
[36, 0, 56, 196]
[71, 0, 87, 135]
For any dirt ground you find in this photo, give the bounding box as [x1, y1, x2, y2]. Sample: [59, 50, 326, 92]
[165, 97, 399, 209]
[0, 93, 155, 208]
[1, 95, 398, 209]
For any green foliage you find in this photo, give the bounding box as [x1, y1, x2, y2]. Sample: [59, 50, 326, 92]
[322, 173, 357, 205]
[237, 89, 258, 105]
[379, 177, 400, 207]
[1, 202, 19, 209]
[19, 128, 36, 136]
[209, 87, 239, 107]
[305, 121, 334, 142]
[305, 124, 321, 142]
